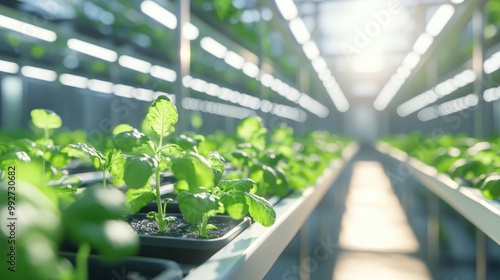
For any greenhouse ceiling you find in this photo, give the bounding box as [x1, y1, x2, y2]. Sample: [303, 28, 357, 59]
[281, 0, 467, 111]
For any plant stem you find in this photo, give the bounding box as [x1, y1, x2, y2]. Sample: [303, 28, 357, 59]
[102, 168, 107, 189]
[76, 243, 90, 280]
[200, 213, 208, 238]
[155, 136, 166, 233]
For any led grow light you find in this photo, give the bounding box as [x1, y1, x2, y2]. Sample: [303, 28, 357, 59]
[0, 59, 19, 74]
[118, 55, 151, 73]
[224, 51, 245, 70]
[67, 39, 117, 62]
[275, 0, 298, 20]
[425, 4, 455, 36]
[397, 68, 475, 117]
[181, 97, 256, 119]
[0, 14, 57, 42]
[150, 65, 177, 82]
[113, 84, 135, 98]
[242, 62, 260, 78]
[289, 18, 310, 45]
[140, 0, 177, 29]
[200, 37, 227, 59]
[484, 51, 500, 74]
[412, 33, 434, 55]
[183, 22, 199, 40]
[483, 87, 500, 102]
[302, 41, 320, 60]
[88, 79, 113, 94]
[59, 73, 88, 89]
[21, 66, 57, 82]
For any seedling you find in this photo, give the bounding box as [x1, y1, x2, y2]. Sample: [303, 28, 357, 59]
[113, 96, 180, 233]
[171, 152, 276, 238]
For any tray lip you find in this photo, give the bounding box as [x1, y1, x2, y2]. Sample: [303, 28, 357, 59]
[133, 213, 252, 249]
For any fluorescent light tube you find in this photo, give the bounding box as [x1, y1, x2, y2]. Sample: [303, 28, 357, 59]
[88, 79, 113, 94]
[140, 0, 177, 29]
[0, 14, 57, 42]
[0, 60, 19, 74]
[426, 4, 455, 36]
[200, 37, 227, 59]
[275, 0, 299, 20]
[302, 41, 320, 60]
[59, 73, 88, 89]
[21, 66, 57, 82]
[118, 55, 151, 73]
[67, 38, 117, 62]
[413, 33, 434, 55]
[150, 65, 176, 82]
[289, 18, 310, 44]
[183, 22, 199, 40]
[224, 51, 245, 70]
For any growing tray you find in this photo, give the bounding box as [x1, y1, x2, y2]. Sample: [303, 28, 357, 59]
[59, 252, 183, 280]
[134, 213, 252, 265]
[376, 143, 500, 244]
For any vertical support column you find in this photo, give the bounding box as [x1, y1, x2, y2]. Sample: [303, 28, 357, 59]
[472, 1, 488, 138]
[427, 193, 439, 266]
[472, 3, 488, 280]
[175, 0, 190, 132]
[1, 76, 23, 130]
[299, 220, 310, 280]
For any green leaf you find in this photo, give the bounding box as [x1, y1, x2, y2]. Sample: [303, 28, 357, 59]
[106, 149, 125, 180]
[249, 163, 277, 196]
[146, 95, 178, 137]
[236, 117, 266, 150]
[479, 174, 500, 200]
[449, 159, 488, 181]
[244, 192, 276, 227]
[125, 186, 156, 214]
[31, 109, 62, 130]
[160, 144, 182, 157]
[114, 129, 152, 153]
[173, 134, 199, 153]
[112, 123, 134, 135]
[273, 167, 291, 197]
[62, 188, 139, 259]
[123, 155, 155, 189]
[221, 191, 248, 220]
[171, 152, 214, 193]
[177, 192, 219, 225]
[218, 178, 256, 192]
[208, 154, 225, 185]
[61, 143, 105, 170]
[0, 151, 30, 169]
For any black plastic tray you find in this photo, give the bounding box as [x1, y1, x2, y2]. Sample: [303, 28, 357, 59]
[59, 252, 183, 280]
[134, 213, 251, 265]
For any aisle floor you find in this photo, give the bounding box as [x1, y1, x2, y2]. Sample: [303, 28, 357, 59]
[264, 146, 437, 280]
[333, 161, 431, 280]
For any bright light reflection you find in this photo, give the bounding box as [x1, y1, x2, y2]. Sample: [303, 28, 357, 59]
[21, 66, 57, 82]
[339, 161, 420, 252]
[67, 38, 118, 62]
[0, 14, 57, 42]
[140, 0, 177, 29]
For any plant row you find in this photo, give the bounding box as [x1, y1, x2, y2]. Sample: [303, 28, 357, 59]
[0, 96, 348, 280]
[383, 132, 500, 200]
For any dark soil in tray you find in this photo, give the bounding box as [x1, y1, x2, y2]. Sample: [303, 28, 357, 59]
[129, 215, 241, 239]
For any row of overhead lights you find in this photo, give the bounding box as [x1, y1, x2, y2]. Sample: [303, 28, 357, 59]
[182, 97, 256, 120]
[0, 58, 175, 103]
[0, 2, 258, 120]
[141, 0, 318, 121]
[373, 3, 458, 111]
[417, 93, 478, 122]
[397, 68, 476, 117]
[274, 0, 350, 113]
[483, 86, 500, 102]
[484, 51, 500, 74]
[199, 35, 327, 118]
[182, 75, 307, 122]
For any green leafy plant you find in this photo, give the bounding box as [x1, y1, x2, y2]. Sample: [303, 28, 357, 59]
[62, 187, 139, 280]
[112, 96, 180, 233]
[171, 152, 276, 238]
